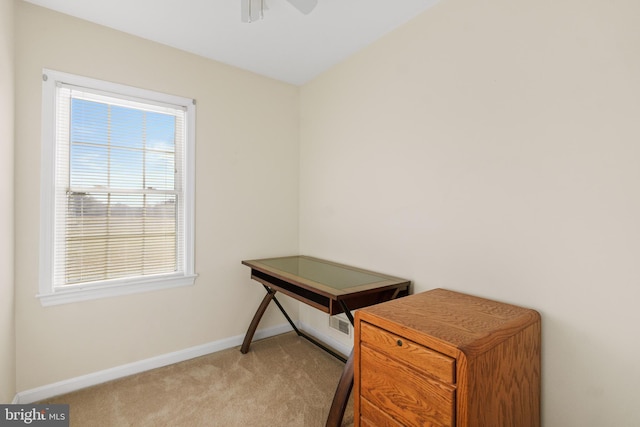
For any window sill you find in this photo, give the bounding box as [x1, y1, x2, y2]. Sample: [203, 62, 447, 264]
[37, 273, 198, 306]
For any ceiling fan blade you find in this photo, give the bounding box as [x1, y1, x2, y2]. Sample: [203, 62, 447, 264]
[241, 0, 266, 23]
[285, 0, 318, 15]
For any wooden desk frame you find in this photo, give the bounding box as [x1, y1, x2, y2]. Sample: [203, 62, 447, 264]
[240, 256, 410, 427]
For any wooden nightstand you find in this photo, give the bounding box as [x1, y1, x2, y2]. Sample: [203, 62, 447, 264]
[354, 288, 541, 427]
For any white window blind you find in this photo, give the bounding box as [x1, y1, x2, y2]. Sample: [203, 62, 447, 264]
[40, 69, 196, 305]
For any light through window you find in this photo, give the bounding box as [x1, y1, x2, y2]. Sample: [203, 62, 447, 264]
[40, 70, 196, 305]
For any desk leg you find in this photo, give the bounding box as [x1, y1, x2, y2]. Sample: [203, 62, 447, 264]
[324, 299, 357, 427]
[326, 349, 354, 427]
[241, 285, 302, 354]
[240, 287, 276, 354]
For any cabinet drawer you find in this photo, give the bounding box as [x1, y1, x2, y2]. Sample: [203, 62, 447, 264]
[360, 322, 455, 384]
[360, 397, 403, 427]
[360, 345, 455, 427]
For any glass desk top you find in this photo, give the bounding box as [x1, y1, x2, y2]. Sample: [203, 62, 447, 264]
[257, 256, 385, 290]
[242, 255, 410, 298]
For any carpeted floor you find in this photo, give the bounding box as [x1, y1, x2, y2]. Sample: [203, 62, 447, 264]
[40, 332, 354, 426]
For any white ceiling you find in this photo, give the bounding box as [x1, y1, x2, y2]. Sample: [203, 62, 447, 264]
[23, 0, 440, 85]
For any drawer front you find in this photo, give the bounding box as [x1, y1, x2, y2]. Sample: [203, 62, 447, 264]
[360, 345, 455, 427]
[360, 397, 403, 427]
[360, 322, 455, 384]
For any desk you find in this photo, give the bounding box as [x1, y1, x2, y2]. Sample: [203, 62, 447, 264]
[241, 256, 410, 427]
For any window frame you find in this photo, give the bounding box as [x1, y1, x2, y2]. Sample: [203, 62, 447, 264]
[39, 69, 197, 306]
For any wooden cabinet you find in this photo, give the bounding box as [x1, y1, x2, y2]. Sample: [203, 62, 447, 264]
[354, 288, 541, 427]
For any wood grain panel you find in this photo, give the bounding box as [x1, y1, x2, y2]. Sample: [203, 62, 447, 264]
[357, 288, 540, 357]
[460, 322, 541, 427]
[360, 398, 403, 427]
[360, 321, 455, 384]
[360, 344, 455, 427]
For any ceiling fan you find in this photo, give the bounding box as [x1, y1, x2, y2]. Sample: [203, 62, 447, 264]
[241, 0, 318, 23]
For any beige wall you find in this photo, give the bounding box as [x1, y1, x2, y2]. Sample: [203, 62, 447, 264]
[300, 0, 640, 425]
[0, 0, 16, 404]
[15, 2, 299, 391]
[10, 0, 640, 424]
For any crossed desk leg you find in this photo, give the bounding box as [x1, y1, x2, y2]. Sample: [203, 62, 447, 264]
[240, 285, 354, 427]
[325, 300, 355, 427]
[240, 285, 292, 355]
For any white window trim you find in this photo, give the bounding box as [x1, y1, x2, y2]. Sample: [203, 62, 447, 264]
[39, 69, 197, 306]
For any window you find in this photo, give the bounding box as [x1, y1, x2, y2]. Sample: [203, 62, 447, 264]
[39, 69, 196, 306]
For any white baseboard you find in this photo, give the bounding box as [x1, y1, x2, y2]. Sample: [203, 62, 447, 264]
[14, 320, 353, 404]
[13, 322, 293, 404]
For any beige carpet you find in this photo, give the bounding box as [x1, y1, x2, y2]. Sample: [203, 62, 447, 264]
[40, 333, 354, 426]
